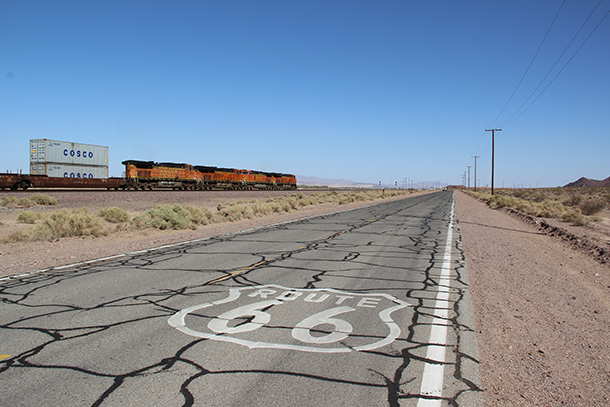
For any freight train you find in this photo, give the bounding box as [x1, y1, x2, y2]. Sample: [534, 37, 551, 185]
[0, 160, 297, 191]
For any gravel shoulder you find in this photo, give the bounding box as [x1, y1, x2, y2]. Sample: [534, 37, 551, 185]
[455, 191, 610, 406]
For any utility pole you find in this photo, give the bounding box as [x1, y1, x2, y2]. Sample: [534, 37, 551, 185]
[471, 155, 479, 192]
[485, 129, 502, 195]
[467, 166, 472, 189]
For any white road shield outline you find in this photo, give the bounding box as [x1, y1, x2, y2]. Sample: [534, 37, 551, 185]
[168, 284, 411, 353]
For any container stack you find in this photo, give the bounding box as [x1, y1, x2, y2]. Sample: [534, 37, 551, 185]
[30, 139, 109, 179]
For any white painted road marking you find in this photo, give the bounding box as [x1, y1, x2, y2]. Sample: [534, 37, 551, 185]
[168, 285, 410, 353]
[418, 196, 455, 406]
[291, 306, 355, 344]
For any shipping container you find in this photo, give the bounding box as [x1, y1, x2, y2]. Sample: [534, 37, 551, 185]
[30, 139, 109, 167]
[30, 163, 109, 179]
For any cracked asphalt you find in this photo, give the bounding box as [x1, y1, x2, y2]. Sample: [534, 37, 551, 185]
[0, 190, 482, 406]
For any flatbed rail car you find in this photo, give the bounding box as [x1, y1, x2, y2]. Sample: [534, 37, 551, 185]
[0, 173, 126, 190]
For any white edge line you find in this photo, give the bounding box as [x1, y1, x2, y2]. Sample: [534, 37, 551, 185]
[417, 194, 455, 407]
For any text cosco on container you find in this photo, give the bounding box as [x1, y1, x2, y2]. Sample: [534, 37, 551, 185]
[63, 149, 94, 159]
[64, 173, 94, 178]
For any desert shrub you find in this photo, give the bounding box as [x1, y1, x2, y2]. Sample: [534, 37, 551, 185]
[511, 189, 528, 199]
[67, 208, 107, 236]
[185, 205, 213, 225]
[563, 193, 583, 207]
[285, 198, 298, 210]
[98, 207, 130, 223]
[265, 197, 294, 212]
[30, 194, 58, 206]
[279, 200, 293, 212]
[0, 195, 56, 208]
[252, 201, 272, 216]
[34, 208, 72, 239]
[220, 205, 245, 222]
[16, 210, 39, 224]
[356, 191, 377, 201]
[561, 208, 589, 226]
[5, 208, 107, 241]
[131, 204, 194, 230]
[580, 199, 605, 216]
[339, 196, 354, 205]
[310, 193, 331, 204]
[16, 197, 33, 207]
[3, 231, 29, 243]
[530, 192, 547, 203]
[297, 195, 314, 206]
[241, 206, 255, 219]
[487, 195, 517, 209]
[0, 196, 18, 207]
[201, 208, 214, 221]
[513, 199, 533, 214]
[538, 200, 565, 218]
[30, 208, 107, 240]
[269, 202, 283, 213]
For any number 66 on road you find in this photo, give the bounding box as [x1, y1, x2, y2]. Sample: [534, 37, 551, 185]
[168, 285, 411, 353]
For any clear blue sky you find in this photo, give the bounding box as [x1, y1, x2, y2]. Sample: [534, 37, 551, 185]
[2, 1, 608, 187]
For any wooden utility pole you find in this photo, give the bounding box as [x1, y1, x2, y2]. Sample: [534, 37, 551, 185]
[471, 155, 480, 191]
[467, 166, 472, 189]
[485, 129, 502, 195]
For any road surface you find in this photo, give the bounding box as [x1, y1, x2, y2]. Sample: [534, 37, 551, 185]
[0, 191, 481, 406]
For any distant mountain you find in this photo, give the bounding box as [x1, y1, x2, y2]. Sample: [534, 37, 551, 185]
[564, 176, 610, 187]
[297, 175, 375, 189]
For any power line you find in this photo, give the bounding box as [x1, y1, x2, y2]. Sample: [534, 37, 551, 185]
[499, 0, 607, 128]
[501, 5, 610, 127]
[487, 0, 566, 128]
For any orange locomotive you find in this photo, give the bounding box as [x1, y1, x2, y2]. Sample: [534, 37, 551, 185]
[123, 160, 296, 190]
[123, 161, 204, 190]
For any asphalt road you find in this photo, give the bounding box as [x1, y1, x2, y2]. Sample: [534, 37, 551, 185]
[0, 191, 481, 406]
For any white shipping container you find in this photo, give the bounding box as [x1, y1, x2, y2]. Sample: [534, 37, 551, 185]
[30, 139, 109, 167]
[30, 163, 109, 179]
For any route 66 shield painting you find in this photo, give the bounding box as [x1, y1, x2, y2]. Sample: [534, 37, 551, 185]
[168, 285, 411, 353]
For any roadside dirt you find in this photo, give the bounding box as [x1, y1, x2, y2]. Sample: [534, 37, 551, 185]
[1, 190, 608, 406]
[455, 191, 610, 406]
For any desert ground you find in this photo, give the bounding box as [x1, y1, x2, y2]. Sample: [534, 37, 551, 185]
[1, 189, 609, 406]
